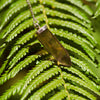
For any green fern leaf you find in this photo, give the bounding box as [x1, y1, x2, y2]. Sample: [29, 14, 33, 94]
[45, 8, 91, 28]
[28, 78, 63, 100]
[0, 80, 22, 100]
[21, 66, 60, 100]
[7, 31, 37, 59]
[0, 55, 39, 85]
[48, 90, 67, 100]
[51, 28, 96, 60]
[20, 60, 53, 94]
[0, 0, 38, 30]
[67, 0, 93, 15]
[49, 19, 96, 46]
[0, 0, 14, 11]
[0, 0, 100, 100]
[42, 0, 90, 22]
[63, 72, 100, 96]
[94, 0, 100, 18]
[1, 5, 42, 39]
[66, 83, 96, 100]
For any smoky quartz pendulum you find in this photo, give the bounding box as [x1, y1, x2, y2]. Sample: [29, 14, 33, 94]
[26, 0, 71, 67]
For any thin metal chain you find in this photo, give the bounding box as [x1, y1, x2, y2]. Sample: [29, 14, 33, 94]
[26, 0, 40, 29]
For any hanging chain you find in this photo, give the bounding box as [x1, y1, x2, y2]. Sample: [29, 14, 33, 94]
[26, 0, 40, 29]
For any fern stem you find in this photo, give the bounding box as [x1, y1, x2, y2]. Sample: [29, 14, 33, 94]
[37, 2, 71, 99]
[39, 0, 50, 29]
[58, 67, 70, 100]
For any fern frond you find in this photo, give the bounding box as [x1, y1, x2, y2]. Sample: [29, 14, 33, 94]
[63, 72, 100, 96]
[62, 64, 98, 90]
[48, 19, 96, 46]
[48, 90, 67, 100]
[0, 55, 39, 85]
[28, 78, 63, 100]
[0, 80, 22, 100]
[8, 47, 30, 70]
[60, 41, 100, 79]
[0, 0, 13, 11]
[7, 31, 37, 59]
[21, 66, 60, 100]
[0, 60, 8, 75]
[49, 90, 88, 100]
[69, 93, 87, 100]
[0, 61, 52, 100]
[51, 28, 96, 60]
[0, 0, 38, 30]
[20, 60, 53, 94]
[52, 28, 94, 48]
[0, 0, 100, 100]
[60, 41, 97, 68]
[42, 0, 90, 22]
[2, 5, 42, 39]
[0, 40, 39, 75]
[70, 57, 97, 79]
[94, 0, 100, 18]
[66, 83, 96, 100]
[45, 8, 91, 28]
[5, 14, 44, 42]
[67, 0, 93, 15]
